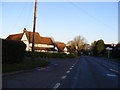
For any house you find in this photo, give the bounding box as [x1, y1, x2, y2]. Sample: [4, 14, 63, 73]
[54, 42, 70, 54]
[6, 28, 56, 52]
[84, 44, 90, 50]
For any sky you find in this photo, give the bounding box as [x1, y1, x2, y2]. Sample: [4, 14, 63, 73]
[1, 1, 118, 44]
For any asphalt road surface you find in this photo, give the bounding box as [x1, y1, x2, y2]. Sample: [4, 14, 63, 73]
[58, 56, 120, 88]
[2, 58, 77, 88]
[2, 56, 120, 88]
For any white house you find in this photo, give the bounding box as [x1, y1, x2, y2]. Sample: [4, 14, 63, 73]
[6, 28, 56, 52]
[54, 42, 70, 54]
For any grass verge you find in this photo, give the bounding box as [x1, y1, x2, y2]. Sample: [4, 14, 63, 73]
[2, 59, 50, 73]
[107, 58, 120, 63]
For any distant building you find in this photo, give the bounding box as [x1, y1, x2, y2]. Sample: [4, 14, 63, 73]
[104, 43, 118, 50]
[114, 43, 120, 50]
[104, 44, 116, 48]
[54, 42, 70, 54]
[84, 44, 90, 50]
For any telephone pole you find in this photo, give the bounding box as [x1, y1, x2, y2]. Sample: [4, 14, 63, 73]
[32, 0, 38, 61]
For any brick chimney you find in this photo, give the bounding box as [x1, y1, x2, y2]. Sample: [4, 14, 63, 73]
[23, 28, 27, 33]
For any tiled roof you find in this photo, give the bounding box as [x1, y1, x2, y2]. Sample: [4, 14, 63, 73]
[55, 42, 66, 52]
[6, 33, 23, 41]
[6, 28, 54, 45]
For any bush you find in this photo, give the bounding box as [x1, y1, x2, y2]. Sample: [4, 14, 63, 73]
[110, 49, 120, 58]
[67, 53, 76, 58]
[25, 51, 69, 58]
[25, 52, 47, 58]
[51, 53, 67, 58]
[2, 39, 26, 64]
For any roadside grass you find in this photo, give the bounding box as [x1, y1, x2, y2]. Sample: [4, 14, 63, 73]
[107, 57, 120, 63]
[2, 59, 51, 73]
[97, 56, 120, 63]
[90, 55, 120, 63]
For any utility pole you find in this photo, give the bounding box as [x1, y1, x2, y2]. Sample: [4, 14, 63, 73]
[32, 0, 38, 61]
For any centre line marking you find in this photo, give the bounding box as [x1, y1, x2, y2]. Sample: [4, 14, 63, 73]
[103, 65, 109, 67]
[109, 69, 120, 74]
[70, 68, 72, 70]
[53, 83, 60, 89]
[66, 71, 70, 73]
[61, 75, 67, 79]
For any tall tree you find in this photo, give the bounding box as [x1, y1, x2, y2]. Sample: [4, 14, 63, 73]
[96, 39, 105, 56]
[90, 39, 105, 56]
[67, 35, 87, 52]
[90, 41, 97, 56]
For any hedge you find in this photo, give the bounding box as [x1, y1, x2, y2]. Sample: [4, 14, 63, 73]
[25, 51, 76, 58]
[2, 39, 26, 64]
[67, 53, 76, 58]
[110, 49, 120, 58]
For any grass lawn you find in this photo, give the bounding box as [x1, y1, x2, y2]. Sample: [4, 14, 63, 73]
[2, 59, 50, 73]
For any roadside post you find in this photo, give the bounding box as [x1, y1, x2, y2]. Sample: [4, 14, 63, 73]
[106, 47, 112, 59]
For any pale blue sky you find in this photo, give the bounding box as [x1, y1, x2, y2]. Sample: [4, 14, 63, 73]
[1, 2, 118, 44]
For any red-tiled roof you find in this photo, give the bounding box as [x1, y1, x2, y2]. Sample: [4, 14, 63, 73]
[6, 33, 23, 41]
[39, 37, 54, 45]
[55, 42, 66, 52]
[6, 28, 54, 45]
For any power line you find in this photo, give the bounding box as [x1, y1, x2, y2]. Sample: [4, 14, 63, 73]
[10, 2, 27, 32]
[68, 2, 115, 30]
[24, 2, 33, 29]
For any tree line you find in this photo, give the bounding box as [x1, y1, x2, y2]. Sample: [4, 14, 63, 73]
[67, 36, 120, 59]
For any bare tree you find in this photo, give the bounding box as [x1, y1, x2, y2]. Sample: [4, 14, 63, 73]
[67, 35, 87, 52]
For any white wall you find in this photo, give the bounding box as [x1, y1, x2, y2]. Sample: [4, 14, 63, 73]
[29, 43, 54, 48]
[21, 33, 30, 51]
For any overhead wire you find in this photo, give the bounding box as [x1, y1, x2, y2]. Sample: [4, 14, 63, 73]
[68, 2, 115, 30]
[10, 2, 27, 32]
[24, 2, 33, 29]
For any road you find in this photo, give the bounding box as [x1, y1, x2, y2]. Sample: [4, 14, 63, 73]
[57, 56, 120, 88]
[2, 56, 120, 88]
[2, 58, 77, 88]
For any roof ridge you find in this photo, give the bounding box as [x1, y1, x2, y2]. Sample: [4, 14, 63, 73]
[9, 33, 23, 36]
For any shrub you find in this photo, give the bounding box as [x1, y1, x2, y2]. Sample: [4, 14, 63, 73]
[25, 51, 47, 58]
[25, 51, 68, 58]
[110, 49, 120, 58]
[67, 53, 76, 58]
[2, 39, 26, 64]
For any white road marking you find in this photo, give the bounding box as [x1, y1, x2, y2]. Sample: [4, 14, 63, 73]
[66, 71, 70, 73]
[72, 66, 74, 67]
[103, 65, 109, 67]
[109, 69, 120, 74]
[69, 68, 72, 70]
[61, 75, 67, 79]
[106, 74, 117, 77]
[53, 83, 60, 89]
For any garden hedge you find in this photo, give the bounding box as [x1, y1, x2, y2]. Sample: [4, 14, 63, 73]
[2, 39, 26, 64]
[25, 51, 76, 58]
